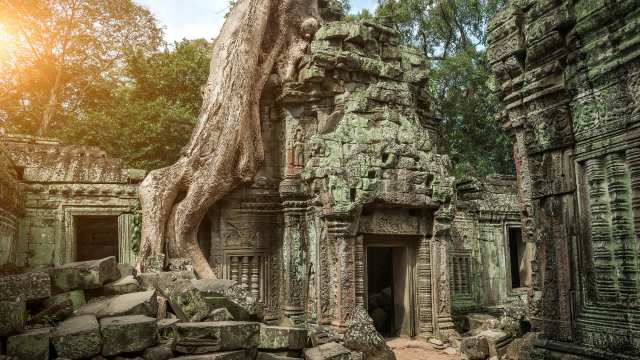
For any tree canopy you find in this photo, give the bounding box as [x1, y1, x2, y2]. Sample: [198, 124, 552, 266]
[371, 0, 513, 176]
[0, 0, 163, 136]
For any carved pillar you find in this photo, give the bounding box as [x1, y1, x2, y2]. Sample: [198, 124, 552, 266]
[279, 176, 308, 321]
[325, 213, 355, 327]
[431, 210, 456, 338]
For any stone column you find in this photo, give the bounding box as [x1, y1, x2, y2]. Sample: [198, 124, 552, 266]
[279, 176, 308, 322]
[325, 213, 355, 327]
[431, 210, 456, 338]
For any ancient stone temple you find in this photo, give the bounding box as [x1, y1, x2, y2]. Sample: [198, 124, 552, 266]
[0, 134, 143, 268]
[489, 0, 640, 357]
[452, 176, 528, 315]
[196, 18, 458, 338]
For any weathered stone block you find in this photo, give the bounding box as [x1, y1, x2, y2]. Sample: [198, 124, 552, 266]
[170, 350, 253, 360]
[208, 307, 234, 321]
[466, 314, 499, 332]
[304, 343, 352, 360]
[44, 289, 86, 309]
[174, 321, 260, 354]
[143, 343, 174, 360]
[76, 289, 157, 318]
[259, 325, 307, 350]
[191, 279, 263, 320]
[118, 263, 137, 278]
[49, 256, 119, 292]
[100, 315, 158, 356]
[461, 335, 490, 360]
[0, 272, 51, 301]
[167, 280, 209, 322]
[7, 327, 51, 360]
[51, 315, 101, 359]
[137, 271, 195, 292]
[257, 353, 301, 360]
[104, 275, 142, 294]
[0, 297, 26, 336]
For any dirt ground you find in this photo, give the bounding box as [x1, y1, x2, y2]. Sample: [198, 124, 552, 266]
[387, 338, 460, 360]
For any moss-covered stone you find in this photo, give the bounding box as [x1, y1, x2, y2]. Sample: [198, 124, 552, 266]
[0, 297, 25, 336]
[173, 321, 260, 354]
[100, 315, 158, 356]
[49, 256, 119, 292]
[51, 314, 101, 359]
[7, 327, 51, 360]
[259, 325, 308, 350]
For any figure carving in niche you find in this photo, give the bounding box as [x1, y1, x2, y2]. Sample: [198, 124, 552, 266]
[287, 126, 306, 175]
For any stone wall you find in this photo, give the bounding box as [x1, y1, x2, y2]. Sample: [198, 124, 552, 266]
[2, 134, 143, 267]
[488, 0, 640, 357]
[452, 176, 526, 315]
[0, 138, 21, 266]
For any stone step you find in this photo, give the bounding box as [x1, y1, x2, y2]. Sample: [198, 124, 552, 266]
[174, 321, 260, 354]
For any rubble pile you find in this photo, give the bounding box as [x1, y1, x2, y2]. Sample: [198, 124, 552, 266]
[0, 257, 373, 360]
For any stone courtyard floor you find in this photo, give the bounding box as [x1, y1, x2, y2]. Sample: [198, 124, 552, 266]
[387, 338, 459, 360]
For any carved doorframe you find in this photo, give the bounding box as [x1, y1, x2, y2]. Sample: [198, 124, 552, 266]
[362, 234, 419, 337]
[61, 205, 133, 264]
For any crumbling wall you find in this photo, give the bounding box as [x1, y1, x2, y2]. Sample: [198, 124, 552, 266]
[452, 176, 525, 314]
[0, 139, 21, 266]
[2, 134, 143, 267]
[488, 0, 640, 357]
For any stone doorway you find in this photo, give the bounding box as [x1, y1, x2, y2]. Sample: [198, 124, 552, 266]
[75, 215, 119, 262]
[365, 239, 416, 338]
[507, 226, 530, 288]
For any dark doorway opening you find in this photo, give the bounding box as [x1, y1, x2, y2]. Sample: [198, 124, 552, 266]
[197, 215, 212, 263]
[367, 247, 395, 337]
[76, 216, 119, 262]
[508, 227, 526, 288]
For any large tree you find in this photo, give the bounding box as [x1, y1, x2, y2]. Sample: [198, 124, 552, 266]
[136, 0, 321, 277]
[60, 39, 212, 170]
[372, 0, 513, 176]
[0, 0, 162, 136]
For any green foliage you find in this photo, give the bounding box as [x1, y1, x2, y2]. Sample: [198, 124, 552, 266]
[0, 0, 163, 135]
[58, 39, 211, 170]
[360, 0, 514, 177]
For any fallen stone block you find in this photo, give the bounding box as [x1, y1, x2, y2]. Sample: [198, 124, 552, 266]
[143, 343, 174, 360]
[167, 280, 209, 322]
[304, 342, 352, 360]
[7, 327, 51, 360]
[138, 271, 195, 293]
[260, 325, 307, 350]
[208, 307, 234, 321]
[51, 314, 101, 359]
[44, 289, 86, 309]
[118, 263, 137, 278]
[0, 272, 51, 301]
[29, 298, 74, 324]
[170, 350, 253, 360]
[49, 256, 119, 292]
[0, 297, 26, 336]
[461, 335, 490, 360]
[104, 275, 142, 294]
[158, 318, 180, 340]
[257, 353, 301, 360]
[192, 279, 262, 321]
[76, 289, 157, 318]
[466, 314, 498, 333]
[174, 321, 260, 354]
[480, 329, 511, 358]
[101, 315, 158, 356]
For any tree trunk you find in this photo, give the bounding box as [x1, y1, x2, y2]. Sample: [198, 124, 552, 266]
[136, 0, 319, 278]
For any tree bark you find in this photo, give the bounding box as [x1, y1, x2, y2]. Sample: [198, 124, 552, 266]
[136, 0, 319, 278]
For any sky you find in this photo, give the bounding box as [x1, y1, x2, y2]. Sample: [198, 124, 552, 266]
[134, 0, 378, 43]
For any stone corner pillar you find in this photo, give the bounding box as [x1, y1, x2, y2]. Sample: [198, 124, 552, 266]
[278, 175, 308, 323]
[432, 209, 457, 339]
